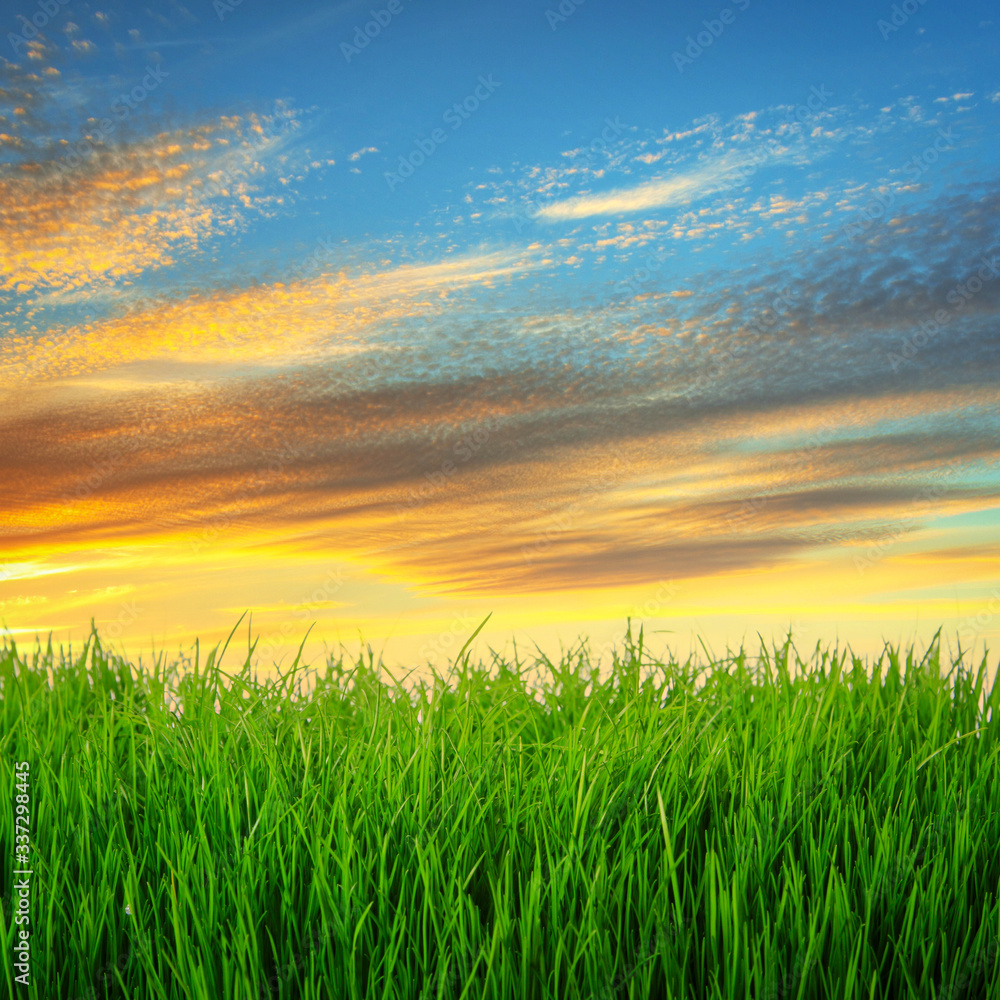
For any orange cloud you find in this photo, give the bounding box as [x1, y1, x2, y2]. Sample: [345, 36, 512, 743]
[1, 249, 541, 383]
[0, 109, 300, 297]
[2, 367, 997, 604]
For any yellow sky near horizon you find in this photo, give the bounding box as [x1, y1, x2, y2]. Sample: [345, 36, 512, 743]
[2, 26, 999, 681]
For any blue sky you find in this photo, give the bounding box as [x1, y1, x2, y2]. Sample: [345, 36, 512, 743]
[1, 0, 999, 671]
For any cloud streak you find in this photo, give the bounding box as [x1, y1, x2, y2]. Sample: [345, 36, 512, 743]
[0, 248, 541, 384]
[3, 45, 999, 662]
[535, 152, 764, 221]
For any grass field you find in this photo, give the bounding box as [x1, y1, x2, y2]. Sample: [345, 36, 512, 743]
[2, 621, 999, 999]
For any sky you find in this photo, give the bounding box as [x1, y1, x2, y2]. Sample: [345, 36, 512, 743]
[1, 0, 999, 679]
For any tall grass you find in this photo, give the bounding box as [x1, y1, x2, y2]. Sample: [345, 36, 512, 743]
[1, 621, 998, 999]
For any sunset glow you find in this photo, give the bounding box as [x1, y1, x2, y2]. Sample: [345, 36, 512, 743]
[2, 0, 998, 673]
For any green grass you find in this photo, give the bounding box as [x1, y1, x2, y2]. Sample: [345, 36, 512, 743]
[1, 620, 999, 999]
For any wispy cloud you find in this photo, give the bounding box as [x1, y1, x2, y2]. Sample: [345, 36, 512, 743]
[3, 33, 998, 661]
[0, 248, 542, 384]
[535, 152, 761, 221]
